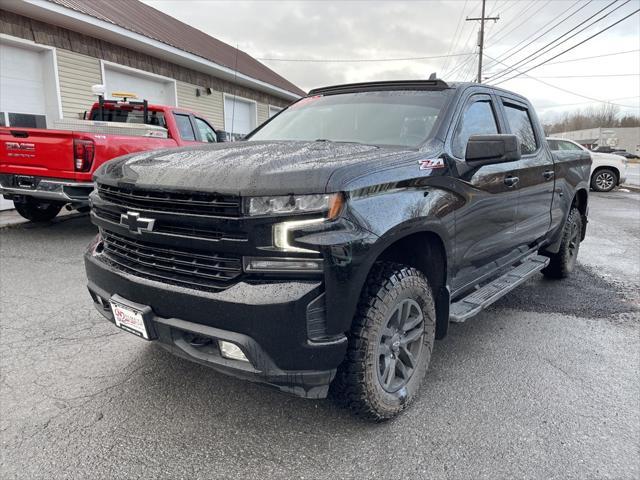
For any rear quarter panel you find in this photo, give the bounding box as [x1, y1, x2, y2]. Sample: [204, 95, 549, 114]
[548, 149, 591, 244]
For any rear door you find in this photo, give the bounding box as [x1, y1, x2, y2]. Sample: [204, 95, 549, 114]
[498, 97, 554, 246]
[449, 92, 521, 291]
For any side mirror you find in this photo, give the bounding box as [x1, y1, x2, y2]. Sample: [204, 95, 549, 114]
[465, 134, 521, 166]
[216, 130, 229, 142]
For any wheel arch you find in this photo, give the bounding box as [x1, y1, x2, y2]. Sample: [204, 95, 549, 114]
[368, 228, 451, 339]
[572, 187, 588, 240]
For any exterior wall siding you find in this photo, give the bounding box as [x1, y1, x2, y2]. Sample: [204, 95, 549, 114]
[56, 49, 102, 119]
[1, 10, 293, 111]
[176, 82, 224, 128]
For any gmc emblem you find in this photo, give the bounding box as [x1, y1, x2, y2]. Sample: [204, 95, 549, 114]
[120, 211, 155, 234]
[5, 142, 35, 151]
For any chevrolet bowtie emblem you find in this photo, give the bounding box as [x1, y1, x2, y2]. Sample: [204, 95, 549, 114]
[120, 211, 155, 234]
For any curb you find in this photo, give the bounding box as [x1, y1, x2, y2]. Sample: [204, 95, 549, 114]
[620, 184, 640, 193]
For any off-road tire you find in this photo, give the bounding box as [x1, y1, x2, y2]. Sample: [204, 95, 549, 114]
[590, 168, 617, 192]
[14, 199, 63, 222]
[542, 207, 582, 279]
[330, 262, 436, 421]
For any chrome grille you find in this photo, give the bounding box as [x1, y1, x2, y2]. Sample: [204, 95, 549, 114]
[101, 231, 242, 291]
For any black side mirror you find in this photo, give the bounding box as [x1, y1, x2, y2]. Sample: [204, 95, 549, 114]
[465, 134, 521, 166]
[216, 130, 229, 142]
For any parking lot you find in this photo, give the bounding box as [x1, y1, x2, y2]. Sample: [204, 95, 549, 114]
[0, 190, 638, 479]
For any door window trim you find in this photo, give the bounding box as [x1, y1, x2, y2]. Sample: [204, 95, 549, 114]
[449, 93, 502, 160]
[498, 97, 541, 157]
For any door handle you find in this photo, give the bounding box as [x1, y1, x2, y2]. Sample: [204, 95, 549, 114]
[543, 170, 555, 180]
[504, 175, 519, 187]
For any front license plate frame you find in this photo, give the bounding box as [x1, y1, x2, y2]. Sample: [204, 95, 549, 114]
[109, 295, 155, 340]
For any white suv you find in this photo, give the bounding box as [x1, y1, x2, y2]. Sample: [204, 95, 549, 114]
[547, 137, 628, 192]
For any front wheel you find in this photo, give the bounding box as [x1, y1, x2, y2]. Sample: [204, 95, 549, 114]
[542, 207, 582, 279]
[331, 262, 436, 421]
[14, 199, 63, 222]
[591, 168, 617, 192]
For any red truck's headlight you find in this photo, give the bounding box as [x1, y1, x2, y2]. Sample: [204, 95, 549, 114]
[74, 139, 95, 172]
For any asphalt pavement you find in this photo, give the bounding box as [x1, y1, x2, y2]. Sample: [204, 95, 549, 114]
[1, 191, 638, 479]
[625, 162, 640, 188]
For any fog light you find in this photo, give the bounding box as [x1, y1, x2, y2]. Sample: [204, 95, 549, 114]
[219, 340, 249, 362]
[243, 257, 323, 273]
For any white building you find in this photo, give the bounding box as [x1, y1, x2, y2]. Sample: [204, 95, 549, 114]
[555, 127, 640, 154]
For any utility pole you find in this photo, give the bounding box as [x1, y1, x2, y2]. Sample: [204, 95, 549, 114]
[466, 0, 499, 83]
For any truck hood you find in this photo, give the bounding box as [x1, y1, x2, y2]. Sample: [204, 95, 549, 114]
[95, 140, 429, 196]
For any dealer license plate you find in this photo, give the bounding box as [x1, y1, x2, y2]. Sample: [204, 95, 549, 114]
[110, 300, 150, 339]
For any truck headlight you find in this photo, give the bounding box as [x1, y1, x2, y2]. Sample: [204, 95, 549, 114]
[246, 193, 343, 217]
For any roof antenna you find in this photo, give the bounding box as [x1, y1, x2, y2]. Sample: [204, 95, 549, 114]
[428, 72, 437, 80]
[230, 43, 239, 141]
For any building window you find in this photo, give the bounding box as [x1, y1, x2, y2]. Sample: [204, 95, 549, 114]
[7, 113, 47, 128]
[224, 95, 257, 140]
[269, 105, 282, 118]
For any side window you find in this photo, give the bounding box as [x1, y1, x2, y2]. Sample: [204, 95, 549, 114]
[560, 140, 582, 151]
[548, 139, 559, 151]
[503, 103, 538, 155]
[452, 100, 499, 158]
[174, 114, 196, 141]
[195, 117, 217, 143]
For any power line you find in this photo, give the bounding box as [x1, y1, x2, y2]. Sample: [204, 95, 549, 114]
[492, 7, 640, 85]
[512, 73, 639, 79]
[535, 96, 640, 109]
[441, 0, 470, 74]
[484, 0, 589, 71]
[444, 4, 483, 77]
[257, 51, 475, 63]
[484, 54, 639, 108]
[466, 0, 501, 82]
[487, 0, 629, 83]
[544, 48, 640, 65]
[486, 0, 552, 46]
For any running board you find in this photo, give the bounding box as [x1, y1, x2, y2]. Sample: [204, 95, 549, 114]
[449, 255, 550, 323]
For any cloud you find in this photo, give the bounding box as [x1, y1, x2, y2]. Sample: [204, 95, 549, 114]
[143, 0, 639, 115]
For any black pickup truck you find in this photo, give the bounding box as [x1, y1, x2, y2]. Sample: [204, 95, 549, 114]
[84, 80, 591, 420]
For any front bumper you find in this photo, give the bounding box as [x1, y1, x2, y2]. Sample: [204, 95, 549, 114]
[85, 252, 348, 399]
[0, 174, 94, 204]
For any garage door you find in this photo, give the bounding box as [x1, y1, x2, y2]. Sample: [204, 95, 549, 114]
[1, 41, 53, 211]
[103, 65, 176, 105]
[224, 96, 256, 140]
[0, 43, 47, 129]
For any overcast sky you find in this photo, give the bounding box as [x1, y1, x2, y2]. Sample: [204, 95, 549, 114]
[143, 0, 640, 122]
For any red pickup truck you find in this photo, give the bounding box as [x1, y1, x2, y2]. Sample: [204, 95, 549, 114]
[0, 100, 223, 221]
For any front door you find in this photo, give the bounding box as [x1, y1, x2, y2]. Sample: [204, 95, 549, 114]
[448, 93, 521, 292]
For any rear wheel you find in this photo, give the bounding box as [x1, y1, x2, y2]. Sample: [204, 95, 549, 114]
[591, 168, 617, 192]
[331, 262, 436, 421]
[542, 207, 582, 279]
[14, 198, 63, 222]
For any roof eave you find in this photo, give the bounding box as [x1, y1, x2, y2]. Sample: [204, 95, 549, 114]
[6, 0, 302, 101]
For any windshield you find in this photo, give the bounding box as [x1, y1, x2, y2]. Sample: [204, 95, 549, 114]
[248, 90, 452, 148]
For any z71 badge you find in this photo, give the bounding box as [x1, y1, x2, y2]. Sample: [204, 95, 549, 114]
[418, 158, 445, 170]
